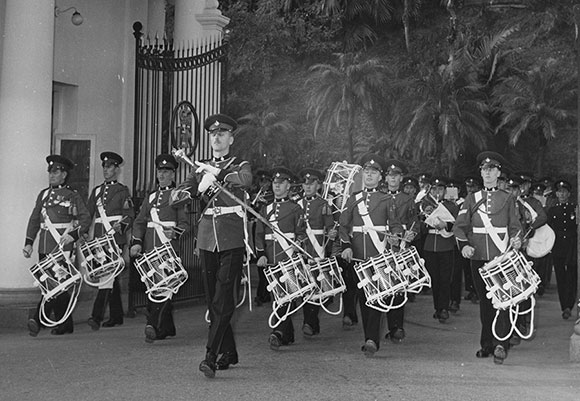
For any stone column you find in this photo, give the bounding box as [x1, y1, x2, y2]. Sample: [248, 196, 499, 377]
[174, 0, 229, 46]
[0, 0, 55, 306]
[147, 0, 166, 39]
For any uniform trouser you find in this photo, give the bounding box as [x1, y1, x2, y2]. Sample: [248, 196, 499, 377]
[200, 247, 244, 355]
[532, 255, 548, 291]
[91, 278, 124, 323]
[553, 256, 578, 312]
[147, 299, 175, 339]
[471, 260, 509, 350]
[255, 264, 270, 302]
[386, 296, 405, 332]
[272, 303, 295, 344]
[339, 257, 359, 323]
[34, 253, 74, 331]
[424, 250, 454, 311]
[303, 303, 320, 333]
[450, 249, 463, 304]
[462, 256, 475, 293]
[358, 289, 382, 349]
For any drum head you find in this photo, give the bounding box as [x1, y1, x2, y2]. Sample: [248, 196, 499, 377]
[526, 224, 555, 258]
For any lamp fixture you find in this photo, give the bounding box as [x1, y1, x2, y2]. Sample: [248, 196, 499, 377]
[54, 6, 83, 26]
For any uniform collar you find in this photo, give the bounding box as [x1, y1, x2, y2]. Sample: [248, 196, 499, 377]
[104, 180, 118, 185]
[274, 196, 289, 203]
[387, 189, 400, 195]
[50, 184, 66, 189]
[158, 183, 175, 191]
[484, 186, 498, 192]
[364, 187, 379, 193]
[212, 154, 231, 162]
[305, 195, 317, 201]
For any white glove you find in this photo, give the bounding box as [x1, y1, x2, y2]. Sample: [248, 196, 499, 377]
[198, 173, 217, 194]
[195, 161, 221, 177]
[130, 244, 142, 257]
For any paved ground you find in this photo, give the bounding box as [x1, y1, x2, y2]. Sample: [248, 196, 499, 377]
[1, 283, 579, 401]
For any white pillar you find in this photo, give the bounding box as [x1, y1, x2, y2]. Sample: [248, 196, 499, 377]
[0, 0, 55, 303]
[147, 0, 166, 39]
[173, 0, 204, 46]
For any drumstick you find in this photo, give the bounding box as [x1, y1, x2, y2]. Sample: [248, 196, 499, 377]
[105, 216, 128, 235]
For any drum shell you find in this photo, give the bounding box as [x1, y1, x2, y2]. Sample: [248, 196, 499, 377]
[78, 234, 124, 284]
[30, 249, 81, 300]
[265, 256, 316, 305]
[307, 257, 346, 302]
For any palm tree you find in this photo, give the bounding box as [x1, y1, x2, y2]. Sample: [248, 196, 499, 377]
[393, 62, 491, 177]
[233, 111, 296, 168]
[493, 66, 577, 175]
[306, 52, 388, 162]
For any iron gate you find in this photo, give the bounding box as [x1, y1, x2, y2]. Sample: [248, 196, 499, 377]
[129, 21, 228, 308]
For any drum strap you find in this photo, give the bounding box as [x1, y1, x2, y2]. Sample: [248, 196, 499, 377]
[150, 201, 171, 244]
[95, 186, 114, 233]
[517, 197, 538, 223]
[474, 191, 508, 253]
[266, 203, 294, 258]
[40, 189, 72, 244]
[355, 192, 385, 254]
[299, 199, 325, 259]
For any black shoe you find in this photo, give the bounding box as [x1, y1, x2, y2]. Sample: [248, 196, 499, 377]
[438, 309, 449, 323]
[51, 326, 73, 335]
[302, 323, 314, 337]
[199, 352, 217, 378]
[28, 319, 40, 337]
[102, 318, 124, 328]
[216, 351, 239, 370]
[476, 347, 493, 358]
[361, 339, 378, 357]
[509, 335, 521, 347]
[493, 345, 507, 365]
[88, 317, 100, 331]
[449, 301, 460, 313]
[562, 308, 571, 320]
[144, 325, 156, 343]
[269, 332, 282, 350]
[342, 315, 355, 330]
[386, 328, 405, 343]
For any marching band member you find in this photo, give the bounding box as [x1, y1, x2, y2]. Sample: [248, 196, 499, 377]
[340, 154, 403, 357]
[421, 177, 458, 323]
[446, 178, 463, 313]
[24, 155, 91, 336]
[130, 154, 189, 344]
[252, 168, 274, 306]
[505, 175, 547, 346]
[453, 151, 523, 365]
[462, 176, 482, 304]
[87, 152, 134, 330]
[382, 160, 419, 343]
[255, 167, 306, 350]
[297, 168, 336, 337]
[548, 180, 578, 320]
[176, 114, 252, 378]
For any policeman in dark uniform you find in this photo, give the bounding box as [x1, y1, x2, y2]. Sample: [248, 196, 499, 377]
[255, 167, 306, 351]
[130, 154, 189, 343]
[175, 114, 252, 378]
[421, 176, 458, 323]
[24, 155, 91, 336]
[382, 159, 419, 343]
[87, 152, 134, 330]
[402, 176, 419, 198]
[297, 168, 336, 337]
[340, 154, 404, 357]
[453, 151, 522, 365]
[548, 180, 578, 320]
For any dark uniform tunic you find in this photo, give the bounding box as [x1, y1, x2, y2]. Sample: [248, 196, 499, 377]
[453, 188, 522, 351]
[25, 184, 91, 332]
[255, 197, 306, 344]
[132, 183, 189, 339]
[86, 180, 134, 325]
[548, 201, 577, 312]
[179, 155, 252, 357]
[339, 188, 403, 349]
[299, 195, 334, 334]
[421, 195, 458, 315]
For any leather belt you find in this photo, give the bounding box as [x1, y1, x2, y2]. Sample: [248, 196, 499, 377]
[41, 222, 71, 230]
[203, 205, 243, 217]
[95, 215, 122, 224]
[265, 233, 295, 241]
[352, 226, 386, 233]
[147, 221, 176, 228]
[473, 227, 507, 234]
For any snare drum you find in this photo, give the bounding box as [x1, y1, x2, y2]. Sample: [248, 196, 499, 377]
[322, 162, 363, 214]
[265, 255, 317, 328]
[479, 250, 540, 310]
[307, 257, 346, 303]
[393, 246, 430, 293]
[354, 252, 408, 311]
[78, 234, 125, 286]
[30, 248, 82, 301]
[134, 242, 188, 303]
